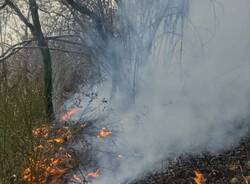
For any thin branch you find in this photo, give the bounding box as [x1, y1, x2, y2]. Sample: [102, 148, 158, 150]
[5, 0, 35, 34]
[0, 34, 82, 62]
[64, 0, 107, 40]
[0, 1, 7, 10]
[0, 41, 31, 61]
[0, 45, 87, 63]
[38, 5, 72, 21]
[14, 46, 87, 55]
[50, 38, 83, 47]
[64, 0, 100, 21]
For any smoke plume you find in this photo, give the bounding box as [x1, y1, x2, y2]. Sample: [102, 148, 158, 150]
[67, 0, 250, 183]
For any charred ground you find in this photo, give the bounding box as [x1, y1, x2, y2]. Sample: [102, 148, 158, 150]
[130, 133, 250, 184]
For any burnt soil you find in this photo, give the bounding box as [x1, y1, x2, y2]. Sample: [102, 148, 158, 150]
[64, 121, 250, 184]
[131, 135, 250, 184]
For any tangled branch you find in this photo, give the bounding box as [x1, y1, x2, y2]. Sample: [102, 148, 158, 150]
[0, 34, 87, 62]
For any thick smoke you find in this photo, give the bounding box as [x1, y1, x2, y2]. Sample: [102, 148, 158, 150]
[67, 0, 250, 183]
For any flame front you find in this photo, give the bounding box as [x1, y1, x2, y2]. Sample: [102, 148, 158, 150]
[87, 169, 100, 178]
[97, 128, 112, 138]
[194, 170, 205, 184]
[22, 125, 74, 183]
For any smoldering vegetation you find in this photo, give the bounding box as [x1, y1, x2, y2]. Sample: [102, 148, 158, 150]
[65, 0, 250, 183]
[1, 0, 250, 183]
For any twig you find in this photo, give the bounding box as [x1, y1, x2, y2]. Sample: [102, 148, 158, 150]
[239, 165, 248, 184]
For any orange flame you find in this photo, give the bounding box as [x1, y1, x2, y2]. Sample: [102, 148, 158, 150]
[194, 170, 205, 184]
[61, 108, 79, 122]
[48, 137, 65, 144]
[22, 154, 72, 183]
[87, 169, 100, 178]
[22, 125, 74, 183]
[50, 158, 61, 165]
[97, 128, 112, 138]
[32, 126, 49, 138]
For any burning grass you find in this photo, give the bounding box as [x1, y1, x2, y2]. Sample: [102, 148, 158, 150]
[22, 125, 70, 183]
[0, 84, 86, 184]
[0, 75, 47, 184]
[194, 170, 205, 184]
[97, 127, 112, 138]
[21, 120, 88, 184]
[86, 169, 100, 178]
[130, 134, 250, 184]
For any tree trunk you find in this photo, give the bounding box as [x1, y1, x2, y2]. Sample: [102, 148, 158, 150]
[5, 0, 55, 121]
[29, 0, 55, 121]
[39, 40, 54, 122]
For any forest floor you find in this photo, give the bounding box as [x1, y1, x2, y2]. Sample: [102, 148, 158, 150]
[60, 121, 250, 184]
[132, 134, 250, 184]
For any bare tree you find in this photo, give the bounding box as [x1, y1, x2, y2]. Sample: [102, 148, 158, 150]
[1, 0, 55, 121]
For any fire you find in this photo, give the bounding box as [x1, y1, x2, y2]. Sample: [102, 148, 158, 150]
[194, 170, 205, 184]
[50, 158, 61, 165]
[87, 169, 100, 178]
[46, 167, 68, 176]
[47, 126, 72, 144]
[48, 137, 65, 144]
[32, 125, 49, 138]
[22, 152, 72, 183]
[97, 127, 112, 138]
[22, 125, 74, 183]
[22, 168, 34, 182]
[60, 108, 79, 122]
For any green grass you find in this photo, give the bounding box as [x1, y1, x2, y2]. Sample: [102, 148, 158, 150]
[0, 71, 47, 184]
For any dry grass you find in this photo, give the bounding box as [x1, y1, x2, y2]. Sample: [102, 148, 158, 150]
[0, 67, 47, 184]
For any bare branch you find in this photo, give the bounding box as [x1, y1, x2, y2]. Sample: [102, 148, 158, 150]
[5, 0, 35, 34]
[0, 1, 7, 10]
[0, 34, 86, 62]
[63, 0, 107, 40]
[0, 40, 32, 61]
[12, 45, 86, 54]
[64, 0, 100, 21]
[0, 45, 87, 63]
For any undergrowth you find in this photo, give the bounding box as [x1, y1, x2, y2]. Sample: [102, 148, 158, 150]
[0, 68, 47, 184]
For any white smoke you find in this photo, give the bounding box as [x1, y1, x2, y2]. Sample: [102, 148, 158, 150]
[67, 0, 250, 183]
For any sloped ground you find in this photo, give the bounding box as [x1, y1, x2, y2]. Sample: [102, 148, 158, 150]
[131, 135, 250, 184]
[59, 93, 250, 184]
[62, 122, 250, 184]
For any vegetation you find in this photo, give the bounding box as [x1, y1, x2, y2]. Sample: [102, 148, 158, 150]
[0, 0, 184, 183]
[0, 62, 47, 183]
[0, 1, 116, 183]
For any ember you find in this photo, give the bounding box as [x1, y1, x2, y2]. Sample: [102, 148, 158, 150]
[97, 127, 112, 138]
[32, 125, 49, 138]
[48, 137, 65, 144]
[87, 169, 100, 178]
[194, 170, 205, 184]
[61, 108, 79, 122]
